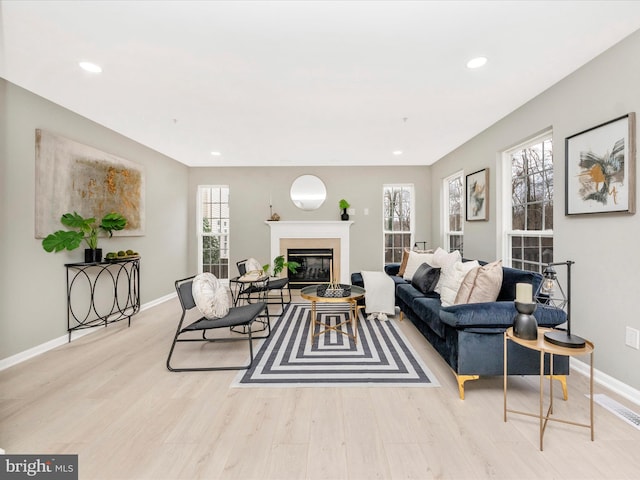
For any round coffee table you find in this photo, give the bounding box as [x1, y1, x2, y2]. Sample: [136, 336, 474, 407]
[300, 284, 365, 344]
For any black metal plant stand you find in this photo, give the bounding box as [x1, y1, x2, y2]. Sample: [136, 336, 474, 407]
[65, 257, 141, 341]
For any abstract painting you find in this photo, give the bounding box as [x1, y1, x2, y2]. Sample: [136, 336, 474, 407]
[565, 113, 636, 215]
[466, 168, 489, 221]
[35, 129, 145, 238]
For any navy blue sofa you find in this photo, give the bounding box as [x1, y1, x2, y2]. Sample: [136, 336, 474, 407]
[353, 262, 569, 399]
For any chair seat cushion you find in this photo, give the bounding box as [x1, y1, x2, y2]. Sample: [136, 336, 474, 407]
[183, 302, 266, 331]
[192, 273, 232, 319]
[267, 277, 289, 289]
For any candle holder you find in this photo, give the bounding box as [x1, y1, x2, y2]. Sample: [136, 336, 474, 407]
[513, 301, 538, 340]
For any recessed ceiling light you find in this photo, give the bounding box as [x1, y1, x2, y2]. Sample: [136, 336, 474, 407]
[393, 150, 403, 156]
[466, 56, 488, 69]
[210, 151, 221, 156]
[79, 61, 102, 73]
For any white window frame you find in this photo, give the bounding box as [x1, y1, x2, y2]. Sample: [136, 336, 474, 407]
[197, 185, 230, 282]
[442, 170, 464, 255]
[499, 130, 554, 272]
[382, 184, 415, 265]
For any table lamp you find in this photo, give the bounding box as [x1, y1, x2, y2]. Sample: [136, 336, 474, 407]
[537, 260, 586, 348]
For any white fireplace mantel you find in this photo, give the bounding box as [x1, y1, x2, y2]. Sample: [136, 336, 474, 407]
[265, 221, 353, 283]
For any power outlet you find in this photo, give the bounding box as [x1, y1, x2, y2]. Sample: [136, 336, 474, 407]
[625, 327, 640, 349]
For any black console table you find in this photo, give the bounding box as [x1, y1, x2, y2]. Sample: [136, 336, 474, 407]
[65, 257, 141, 341]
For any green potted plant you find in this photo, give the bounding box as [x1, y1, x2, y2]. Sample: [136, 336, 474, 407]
[42, 211, 127, 263]
[263, 255, 301, 277]
[339, 199, 350, 221]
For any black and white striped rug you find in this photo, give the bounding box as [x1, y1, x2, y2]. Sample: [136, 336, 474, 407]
[232, 303, 439, 387]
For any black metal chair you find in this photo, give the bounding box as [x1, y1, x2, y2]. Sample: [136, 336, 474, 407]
[167, 275, 270, 372]
[232, 259, 292, 310]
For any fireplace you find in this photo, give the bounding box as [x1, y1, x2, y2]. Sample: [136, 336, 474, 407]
[287, 248, 333, 288]
[266, 221, 353, 284]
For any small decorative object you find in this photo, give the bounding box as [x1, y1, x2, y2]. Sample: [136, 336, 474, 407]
[42, 211, 127, 263]
[566, 113, 636, 215]
[513, 300, 538, 340]
[536, 260, 586, 348]
[513, 282, 538, 340]
[105, 249, 139, 262]
[466, 168, 489, 221]
[317, 283, 352, 298]
[339, 199, 350, 221]
[268, 194, 280, 221]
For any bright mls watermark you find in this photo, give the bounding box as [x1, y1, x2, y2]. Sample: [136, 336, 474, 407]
[1, 455, 78, 479]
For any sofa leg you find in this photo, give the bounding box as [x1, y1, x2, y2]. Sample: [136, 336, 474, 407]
[399, 310, 404, 322]
[546, 374, 568, 400]
[456, 374, 479, 400]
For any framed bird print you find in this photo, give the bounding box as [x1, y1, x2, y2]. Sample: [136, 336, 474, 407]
[466, 168, 489, 221]
[565, 113, 636, 215]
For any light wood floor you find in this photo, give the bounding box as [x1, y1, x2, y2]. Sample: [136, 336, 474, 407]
[2, 295, 640, 480]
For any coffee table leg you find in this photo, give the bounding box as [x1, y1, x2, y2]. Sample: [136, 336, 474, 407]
[310, 300, 316, 344]
[351, 300, 358, 344]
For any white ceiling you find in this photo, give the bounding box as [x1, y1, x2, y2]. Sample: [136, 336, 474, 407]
[2, 1, 640, 167]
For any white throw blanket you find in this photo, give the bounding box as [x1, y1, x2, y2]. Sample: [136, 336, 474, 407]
[361, 271, 396, 319]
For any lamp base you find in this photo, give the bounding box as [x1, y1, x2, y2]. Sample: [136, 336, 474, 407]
[543, 330, 586, 348]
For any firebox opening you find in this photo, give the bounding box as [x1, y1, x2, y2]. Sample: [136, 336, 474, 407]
[287, 248, 334, 288]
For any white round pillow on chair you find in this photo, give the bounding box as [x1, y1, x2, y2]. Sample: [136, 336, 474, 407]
[192, 273, 232, 319]
[245, 257, 263, 273]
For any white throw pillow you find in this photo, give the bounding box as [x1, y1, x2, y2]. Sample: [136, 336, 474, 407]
[244, 257, 263, 273]
[192, 273, 232, 319]
[403, 251, 435, 281]
[432, 248, 462, 293]
[454, 260, 503, 305]
[439, 260, 480, 307]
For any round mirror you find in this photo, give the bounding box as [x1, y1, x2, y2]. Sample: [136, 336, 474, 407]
[290, 175, 327, 210]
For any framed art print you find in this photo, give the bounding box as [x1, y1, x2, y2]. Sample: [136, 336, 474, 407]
[466, 168, 489, 221]
[565, 113, 636, 215]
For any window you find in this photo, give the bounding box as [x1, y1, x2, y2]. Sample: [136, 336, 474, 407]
[383, 184, 414, 264]
[444, 171, 464, 255]
[503, 133, 553, 272]
[198, 185, 230, 279]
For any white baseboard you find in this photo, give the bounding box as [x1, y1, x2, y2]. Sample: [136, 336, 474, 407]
[0, 292, 177, 372]
[571, 357, 640, 406]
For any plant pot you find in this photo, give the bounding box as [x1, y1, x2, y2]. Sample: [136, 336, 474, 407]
[341, 209, 349, 221]
[85, 248, 102, 263]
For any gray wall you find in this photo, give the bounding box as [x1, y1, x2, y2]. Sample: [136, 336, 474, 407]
[430, 30, 640, 390]
[187, 166, 431, 276]
[0, 80, 190, 360]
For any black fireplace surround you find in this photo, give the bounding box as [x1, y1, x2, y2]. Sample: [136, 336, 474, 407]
[287, 248, 333, 288]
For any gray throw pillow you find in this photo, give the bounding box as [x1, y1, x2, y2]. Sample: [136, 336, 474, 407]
[411, 262, 441, 294]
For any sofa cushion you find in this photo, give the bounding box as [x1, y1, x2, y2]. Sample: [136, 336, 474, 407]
[384, 263, 401, 276]
[403, 251, 435, 281]
[411, 263, 441, 294]
[412, 297, 447, 338]
[498, 267, 543, 301]
[439, 260, 480, 307]
[440, 301, 567, 329]
[397, 248, 411, 277]
[432, 248, 462, 293]
[454, 260, 503, 304]
[396, 282, 439, 307]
